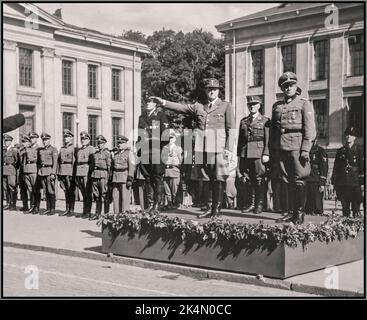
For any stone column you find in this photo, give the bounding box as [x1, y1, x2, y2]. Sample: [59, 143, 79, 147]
[101, 63, 112, 148]
[3, 40, 18, 118]
[328, 35, 344, 149]
[296, 40, 309, 98]
[235, 49, 247, 129]
[124, 68, 134, 141]
[264, 45, 277, 118]
[54, 55, 62, 148]
[76, 58, 88, 136]
[133, 63, 142, 143]
[41, 47, 55, 144]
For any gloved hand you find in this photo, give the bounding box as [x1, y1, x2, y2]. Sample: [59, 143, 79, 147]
[262, 155, 270, 164]
[50, 174, 56, 181]
[149, 96, 165, 105]
[126, 176, 133, 189]
[300, 151, 310, 165]
[319, 185, 325, 193]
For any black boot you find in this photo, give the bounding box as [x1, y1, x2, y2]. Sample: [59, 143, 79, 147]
[41, 194, 51, 215]
[253, 181, 265, 214]
[68, 196, 75, 216]
[90, 201, 102, 220]
[198, 182, 215, 218]
[211, 181, 224, 217]
[242, 188, 255, 213]
[198, 203, 213, 218]
[48, 195, 56, 215]
[151, 183, 164, 214]
[60, 194, 69, 216]
[8, 191, 17, 211]
[104, 198, 110, 214]
[291, 184, 307, 224]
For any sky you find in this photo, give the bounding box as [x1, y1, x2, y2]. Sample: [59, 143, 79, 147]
[38, 2, 278, 38]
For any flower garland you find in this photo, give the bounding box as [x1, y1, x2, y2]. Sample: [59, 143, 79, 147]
[99, 211, 364, 249]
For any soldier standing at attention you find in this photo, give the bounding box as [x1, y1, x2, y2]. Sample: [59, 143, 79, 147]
[305, 137, 328, 215]
[3, 134, 20, 211]
[18, 135, 31, 211]
[24, 132, 40, 214]
[36, 133, 58, 215]
[331, 126, 364, 218]
[161, 131, 183, 209]
[111, 135, 135, 214]
[75, 131, 95, 217]
[58, 129, 76, 216]
[272, 72, 316, 224]
[151, 78, 236, 218]
[90, 135, 111, 220]
[237, 96, 270, 214]
[137, 97, 169, 214]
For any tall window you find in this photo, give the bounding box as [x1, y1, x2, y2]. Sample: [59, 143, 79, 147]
[63, 112, 74, 134]
[251, 50, 264, 86]
[112, 69, 121, 101]
[112, 117, 121, 148]
[348, 96, 364, 137]
[348, 34, 364, 76]
[281, 44, 296, 73]
[313, 40, 329, 80]
[88, 115, 98, 147]
[62, 60, 73, 95]
[19, 48, 33, 87]
[88, 65, 98, 98]
[313, 100, 328, 138]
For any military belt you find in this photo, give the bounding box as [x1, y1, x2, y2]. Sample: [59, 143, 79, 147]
[27, 161, 36, 164]
[41, 164, 52, 167]
[166, 165, 178, 169]
[280, 128, 303, 134]
[77, 161, 89, 165]
[61, 161, 72, 164]
[94, 167, 107, 171]
[248, 137, 263, 142]
[113, 168, 128, 172]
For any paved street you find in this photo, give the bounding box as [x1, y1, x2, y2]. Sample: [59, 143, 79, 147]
[4, 247, 316, 297]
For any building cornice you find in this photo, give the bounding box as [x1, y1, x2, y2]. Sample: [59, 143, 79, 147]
[216, 3, 362, 33]
[225, 21, 364, 50]
[3, 39, 17, 51]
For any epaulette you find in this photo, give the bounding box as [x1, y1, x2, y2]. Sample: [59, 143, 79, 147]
[272, 101, 283, 109]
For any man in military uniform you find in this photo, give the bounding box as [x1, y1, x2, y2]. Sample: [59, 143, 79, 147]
[17, 135, 31, 211]
[111, 135, 135, 214]
[305, 138, 328, 215]
[24, 132, 40, 214]
[137, 97, 169, 214]
[90, 135, 111, 220]
[331, 126, 364, 217]
[237, 96, 270, 214]
[75, 131, 95, 217]
[35, 133, 58, 215]
[271, 72, 316, 224]
[3, 134, 20, 210]
[58, 129, 76, 216]
[151, 78, 236, 218]
[162, 131, 183, 209]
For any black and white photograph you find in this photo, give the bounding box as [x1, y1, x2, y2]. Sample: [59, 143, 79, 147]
[2, 1, 365, 304]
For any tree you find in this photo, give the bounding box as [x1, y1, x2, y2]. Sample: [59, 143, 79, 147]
[120, 29, 147, 44]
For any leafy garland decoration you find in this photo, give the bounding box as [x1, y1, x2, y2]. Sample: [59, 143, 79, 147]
[99, 211, 364, 249]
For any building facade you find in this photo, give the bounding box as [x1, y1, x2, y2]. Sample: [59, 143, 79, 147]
[216, 2, 364, 150]
[3, 3, 150, 149]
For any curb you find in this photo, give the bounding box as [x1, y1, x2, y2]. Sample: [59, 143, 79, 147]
[4, 241, 364, 298]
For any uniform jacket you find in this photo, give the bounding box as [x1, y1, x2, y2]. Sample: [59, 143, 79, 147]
[91, 148, 111, 179]
[162, 143, 183, 178]
[75, 145, 95, 177]
[270, 96, 316, 152]
[111, 148, 135, 183]
[308, 143, 328, 185]
[58, 142, 75, 176]
[3, 146, 20, 176]
[237, 113, 270, 159]
[137, 108, 169, 157]
[331, 143, 364, 187]
[165, 98, 235, 153]
[22, 143, 39, 174]
[37, 145, 58, 176]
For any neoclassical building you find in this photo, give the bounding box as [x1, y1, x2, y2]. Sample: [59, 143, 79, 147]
[3, 3, 149, 148]
[216, 2, 364, 150]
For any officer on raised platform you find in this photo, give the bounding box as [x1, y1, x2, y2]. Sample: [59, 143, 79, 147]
[331, 126, 364, 217]
[271, 72, 316, 224]
[237, 96, 270, 214]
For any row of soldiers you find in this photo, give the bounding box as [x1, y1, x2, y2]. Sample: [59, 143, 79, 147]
[3, 130, 134, 220]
